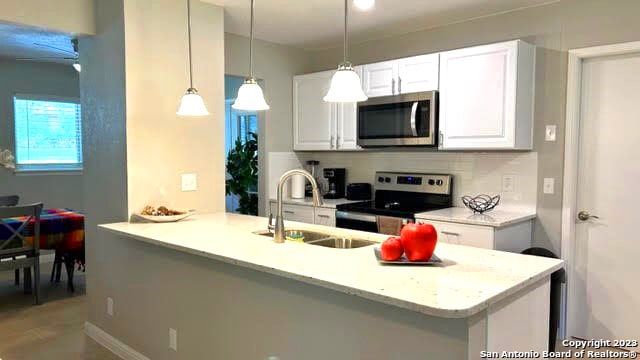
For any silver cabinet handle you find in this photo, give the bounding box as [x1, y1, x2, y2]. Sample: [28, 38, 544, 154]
[336, 135, 342, 149]
[330, 136, 335, 148]
[398, 77, 402, 94]
[578, 211, 600, 221]
[439, 131, 444, 147]
[317, 214, 330, 218]
[410, 102, 419, 137]
[284, 210, 295, 215]
[391, 78, 396, 95]
[441, 231, 460, 236]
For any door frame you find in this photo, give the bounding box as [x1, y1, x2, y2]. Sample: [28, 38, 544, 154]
[561, 40, 640, 338]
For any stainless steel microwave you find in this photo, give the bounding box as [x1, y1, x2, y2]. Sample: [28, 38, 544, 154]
[357, 91, 438, 147]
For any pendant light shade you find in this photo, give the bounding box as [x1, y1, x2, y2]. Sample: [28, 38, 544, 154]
[324, 0, 367, 103]
[233, 78, 270, 111]
[177, 88, 210, 116]
[233, 0, 270, 111]
[177, 0, 209, 116]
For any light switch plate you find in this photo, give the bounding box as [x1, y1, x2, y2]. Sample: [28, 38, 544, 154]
[545, 125, 557, 142]
[107, 297, 114, 316]
[181, 174, 197, 192]
[502, 175, 515, 192]
[543, 178, 555, 194]
[169, 328, 177, 351]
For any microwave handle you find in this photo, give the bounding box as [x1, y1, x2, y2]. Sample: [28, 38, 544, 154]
[410, 101, 419, 137]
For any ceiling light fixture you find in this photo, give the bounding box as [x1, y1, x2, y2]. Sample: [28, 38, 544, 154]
[353, 0, 375, 11]
[177, 0, 210, 116]
[324, 0, 368, 103]
[233, 0, 270, 111]
[73, 61, 81, 72]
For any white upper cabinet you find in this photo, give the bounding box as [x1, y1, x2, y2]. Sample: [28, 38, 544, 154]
[362, 55, 439, 98]
[361, 60, 398, 97]
[293, 69, 360, 151]
[439, 40, 535, 150]
[397, 54, 440, 94]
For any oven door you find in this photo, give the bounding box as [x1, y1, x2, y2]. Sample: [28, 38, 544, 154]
[335, 211, 379, 233]
[357, 91, 438, 147]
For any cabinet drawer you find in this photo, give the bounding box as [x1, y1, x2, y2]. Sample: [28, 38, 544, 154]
[314, 207, 336, 227]
[417, 219, 494, 249]
[269, 202, 315, 224]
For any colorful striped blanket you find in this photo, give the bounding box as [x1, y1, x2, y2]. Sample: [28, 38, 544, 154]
[0, 208, 85, 251]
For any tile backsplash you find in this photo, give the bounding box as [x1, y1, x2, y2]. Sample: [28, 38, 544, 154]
[268, 151, 538, 212]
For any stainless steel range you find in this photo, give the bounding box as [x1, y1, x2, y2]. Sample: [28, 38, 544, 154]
[335, 172, 452, 234]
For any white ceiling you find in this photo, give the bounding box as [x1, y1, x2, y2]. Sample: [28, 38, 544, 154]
[206, 0, 558, 49]
[0, 22, 76, 64]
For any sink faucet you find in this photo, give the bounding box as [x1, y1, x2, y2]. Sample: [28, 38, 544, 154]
[273, 169, 323, 243]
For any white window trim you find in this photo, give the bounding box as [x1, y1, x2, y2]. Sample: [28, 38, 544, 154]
[12, 93, 83, 173]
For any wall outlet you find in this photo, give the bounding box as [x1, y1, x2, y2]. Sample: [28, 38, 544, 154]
[545, 125, 557, 142]
[543, 178, 555, 194]
[181, 174, 197, 192]
[169, 328, 177, 351]
[107, 297, 114, 316]
[502, 175, 516, 192]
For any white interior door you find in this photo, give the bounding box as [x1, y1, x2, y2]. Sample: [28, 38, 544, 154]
[571, 52, 640, 343]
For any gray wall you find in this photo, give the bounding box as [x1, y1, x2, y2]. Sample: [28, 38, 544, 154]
[0, 59, 83, 210]
[224, 33, 311, 215]
[300, 0, 640, 254]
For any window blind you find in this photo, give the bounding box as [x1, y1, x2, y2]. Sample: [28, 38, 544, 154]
[13, 95, 82, 170]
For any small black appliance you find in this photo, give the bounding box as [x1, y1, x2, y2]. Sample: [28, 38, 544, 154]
[346, 183, 372, 201]
[323, 168, 346, 199]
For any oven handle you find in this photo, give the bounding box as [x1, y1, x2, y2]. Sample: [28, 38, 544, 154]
[410, 101, 419, 137]
[335, 211, 378, 223]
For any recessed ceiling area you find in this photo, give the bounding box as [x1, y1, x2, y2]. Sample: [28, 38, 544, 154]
[206, 0, 559, 50]
[0, 22, 76, 64]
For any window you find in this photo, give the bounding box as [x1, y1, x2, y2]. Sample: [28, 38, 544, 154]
[13, 95, 82, 172]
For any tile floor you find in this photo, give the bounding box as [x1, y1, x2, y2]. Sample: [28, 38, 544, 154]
[0, 264, 118, 360]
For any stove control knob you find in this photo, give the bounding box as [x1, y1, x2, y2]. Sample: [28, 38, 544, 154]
[428, 179, 435, 186]
[378, 176, 384, 183]
[436, 179, 444, 186]
[385, 177, 392, 183]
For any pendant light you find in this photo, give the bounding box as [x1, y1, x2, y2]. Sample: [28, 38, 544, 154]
[324, 0, 368, 103]
[233, 0, 270, 111]
[177, 0, 210, 116]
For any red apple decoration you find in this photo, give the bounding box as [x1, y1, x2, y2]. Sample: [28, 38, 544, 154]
[400, 223, 438, 262]
[380, 237, 404, 261]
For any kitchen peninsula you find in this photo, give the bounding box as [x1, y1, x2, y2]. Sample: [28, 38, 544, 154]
[96, 213, 563, 360]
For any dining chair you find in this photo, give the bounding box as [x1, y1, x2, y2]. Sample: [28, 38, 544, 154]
[0, 203, 44, 305]
[0, 195, 21, 285]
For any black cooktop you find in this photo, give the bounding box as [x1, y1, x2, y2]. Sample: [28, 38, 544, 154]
[336, 190, 452, 219]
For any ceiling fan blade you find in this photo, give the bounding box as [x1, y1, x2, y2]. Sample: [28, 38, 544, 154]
[33, 42, 76, 55]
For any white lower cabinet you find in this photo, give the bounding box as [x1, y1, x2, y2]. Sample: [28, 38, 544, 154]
[416, 219, 532, 253]
[269, 201, 336, 226]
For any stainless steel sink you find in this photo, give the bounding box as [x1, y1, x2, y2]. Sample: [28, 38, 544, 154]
[253, 230, 376, 249]
[305, 238, 377, 249]
[253, 229, 331, 242]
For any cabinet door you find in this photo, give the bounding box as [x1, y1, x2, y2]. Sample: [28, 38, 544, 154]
[270, 202, 315, 224]
[417, 219, 495, 249]
[314, 207, 336, 227]
[439, 40, 525, 150]
[293, 71, 336, 150]
[362, 60, 398, 97]
[397, 54, 439, 93]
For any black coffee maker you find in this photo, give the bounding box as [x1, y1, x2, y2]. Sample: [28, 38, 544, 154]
[323, 168, 346, 199]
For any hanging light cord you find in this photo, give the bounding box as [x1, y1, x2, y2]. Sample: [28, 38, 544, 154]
[187, 0, 194, 88]
[249, 0, 255, 79]
[343, 0, 348, 65]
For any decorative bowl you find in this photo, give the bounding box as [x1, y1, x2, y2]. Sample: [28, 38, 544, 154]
[461, 194, 500, 214]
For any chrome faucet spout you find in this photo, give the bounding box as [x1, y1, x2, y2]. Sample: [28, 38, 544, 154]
[274, 169, 323, 243]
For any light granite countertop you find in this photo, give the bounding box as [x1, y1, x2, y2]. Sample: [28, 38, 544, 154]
[99, 213, 562, 319]
[268, 197, 360, 209]
[416, 207, 537, 227]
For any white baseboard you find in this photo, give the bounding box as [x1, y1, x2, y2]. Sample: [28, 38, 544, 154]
[84, 322, 150, 360]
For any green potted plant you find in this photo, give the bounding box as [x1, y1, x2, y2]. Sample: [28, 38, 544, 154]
[225, 132, 258, 215]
